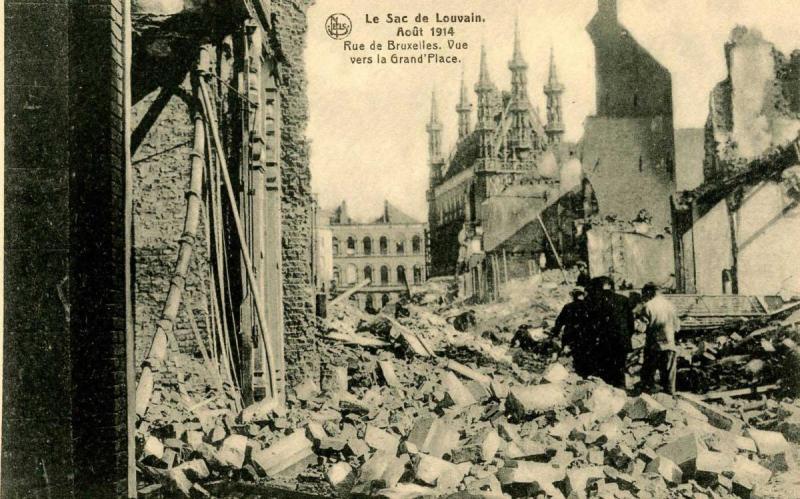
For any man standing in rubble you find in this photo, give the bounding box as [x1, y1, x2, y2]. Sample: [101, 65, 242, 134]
[596, 276, 634, 388]
[638, 282, 680, 394]
[554, 288, 588, 373]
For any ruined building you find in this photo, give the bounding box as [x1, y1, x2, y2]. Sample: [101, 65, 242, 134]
[579, 0, 676, 230]
[322, 201, 427, 311]
[426, 19, 588, 300]
[673, 27, 800, 297]
[3, 0, 315, 496]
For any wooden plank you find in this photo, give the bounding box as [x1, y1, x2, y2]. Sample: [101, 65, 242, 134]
[330, 278, 371, 306]
[700, 384, 780, 401]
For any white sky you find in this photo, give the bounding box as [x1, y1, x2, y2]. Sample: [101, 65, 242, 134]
[306, 0, 800, 221]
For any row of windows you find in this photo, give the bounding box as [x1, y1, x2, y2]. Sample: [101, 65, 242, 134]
[333, 235, 422, 256]
[333, 263, 424, 286]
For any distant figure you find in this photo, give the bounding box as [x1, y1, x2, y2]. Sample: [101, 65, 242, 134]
[575, 261, 591, 289]
[638, 282, 680, 394]
[553, 289, 587, 370]
[596, 276, 634, 389]
[538, 253, 548, 272]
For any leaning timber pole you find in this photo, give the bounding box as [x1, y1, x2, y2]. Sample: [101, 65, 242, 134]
[198, 77, 279, 401]
[135, 61, 207, 417]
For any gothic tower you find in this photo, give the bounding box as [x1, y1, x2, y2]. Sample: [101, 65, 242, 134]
[456, 69, 472, 140]
[474, 44, 495, 160]
[543, 47, 565, 144]
[508, 17, 532, 150]
[426, 90, 444, 182]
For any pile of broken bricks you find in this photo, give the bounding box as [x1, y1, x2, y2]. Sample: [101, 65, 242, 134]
[135, 295, 800, 498]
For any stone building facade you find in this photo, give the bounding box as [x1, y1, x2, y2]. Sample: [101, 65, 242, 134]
[426, 19, 575, 281]
[324, 201, 427, 311]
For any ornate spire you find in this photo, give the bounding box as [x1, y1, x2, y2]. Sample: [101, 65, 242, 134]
[475, 44, 494, 127]
[456, 67, 472, 140]
[426, 89, 443, 169]
[508, 15, 529, 105]
[544, 46, 565, 144]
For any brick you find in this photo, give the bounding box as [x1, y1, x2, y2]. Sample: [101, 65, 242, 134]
[655, 433, 704, 477]
[365, 425, 400, 455]
[440, 371, 477, 409]
[623, 394, 667, 424]
[251, 431, 315, 477]
[506, 383, 568, 419]
[746, 428, 790, 456]
[645, 456, 683, 484]
[216, 435, 248, 469]
[405, 416, 459, 459]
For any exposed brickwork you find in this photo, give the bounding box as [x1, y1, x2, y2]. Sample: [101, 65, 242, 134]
[272, 0, 317, 383]
[132, 82, 213, 364]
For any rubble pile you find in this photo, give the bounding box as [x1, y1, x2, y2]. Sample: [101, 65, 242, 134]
[136, 286, 800, 498]
[677, 318, 800, 397]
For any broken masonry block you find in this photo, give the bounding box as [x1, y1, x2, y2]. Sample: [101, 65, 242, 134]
[565, 465, 605, 498]
[645, 456, 683, 484]
[695, 450, 735, 487]
[382, 453, 410, 488]
[623, 394, 667, 424]
[506, 383, 568, 420]
[541, 363, 570, 384]
[346, 436, 370, 460]
[440, 371, 478, 409]
[446, 359, 492, 386]
[746, 428, 790, 456]
[327, 461, 355, 491]
[378, 360, 401, 388]
[365, 425, 400, 455]
[251, 431, 316, 478]
[655, 432, 704, 478]
[358, 449, 392, 485]
[414, 453, 468, 489]
[216, 435, 248, 469]
[451, 428, 502, 464]
[167, 468, 193, 497]
[495, 421, 522, 443]
[675, 393, 744, 433]
[144, 436, 165, 460]
[305, 421, 327, 443]
[496, 460, 566, 486]
[405, 416, 459, 459]
[581, 384, 627, 422]
[731, 455, 772, 494]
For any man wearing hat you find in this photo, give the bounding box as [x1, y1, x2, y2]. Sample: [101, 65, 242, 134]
[554, 287, 590, 376]
[638, 282, 680, 394]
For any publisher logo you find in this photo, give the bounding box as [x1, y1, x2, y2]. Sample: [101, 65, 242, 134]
[325, 13, 352, 40]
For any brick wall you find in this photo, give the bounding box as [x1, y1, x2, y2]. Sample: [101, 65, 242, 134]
[132, 81, 212, 363]
[4, 1, 131, 496]
[272, 0, 317, 383]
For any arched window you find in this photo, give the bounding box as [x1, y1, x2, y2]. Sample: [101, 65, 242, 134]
[380, 265, 389, 285]
[412, 235, 421, 254]
[364, 265, 373, 283]
[332, 237, 340, 256]
[346, 263, 357, 284]
[397, 265, 406, 284]
[396, 239, 405, 255]
[363, 236, 372, 255]
[382, 294, 391, 307]
[333, 266, 341, 285]
[379, 236, 388, 255]
[413, 265, 422, 285]
[346, 236, 356, 255]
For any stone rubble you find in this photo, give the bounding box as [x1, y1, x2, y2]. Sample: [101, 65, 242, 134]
[136, 276, 800, 498]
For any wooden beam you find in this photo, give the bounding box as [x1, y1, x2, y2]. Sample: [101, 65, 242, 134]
[330, 278, 371, 306]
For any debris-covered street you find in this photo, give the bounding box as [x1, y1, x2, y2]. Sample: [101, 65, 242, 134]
[136, 272, 800, 498]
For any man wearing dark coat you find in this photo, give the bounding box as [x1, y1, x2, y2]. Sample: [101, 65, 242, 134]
[597, 276, 634, 388]
[553, 288, 589, 374]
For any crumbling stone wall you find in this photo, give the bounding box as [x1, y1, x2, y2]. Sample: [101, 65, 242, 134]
[272, 0, 317, 383]
[132, 85, 212, 362]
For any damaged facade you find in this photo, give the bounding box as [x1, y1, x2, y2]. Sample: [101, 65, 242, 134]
[3, 0, 315, 495]
[321, 200, 428, 311]
[673, 27, 800, 297]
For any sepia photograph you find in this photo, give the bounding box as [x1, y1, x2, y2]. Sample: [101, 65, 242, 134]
[4, 0, 800, 497]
